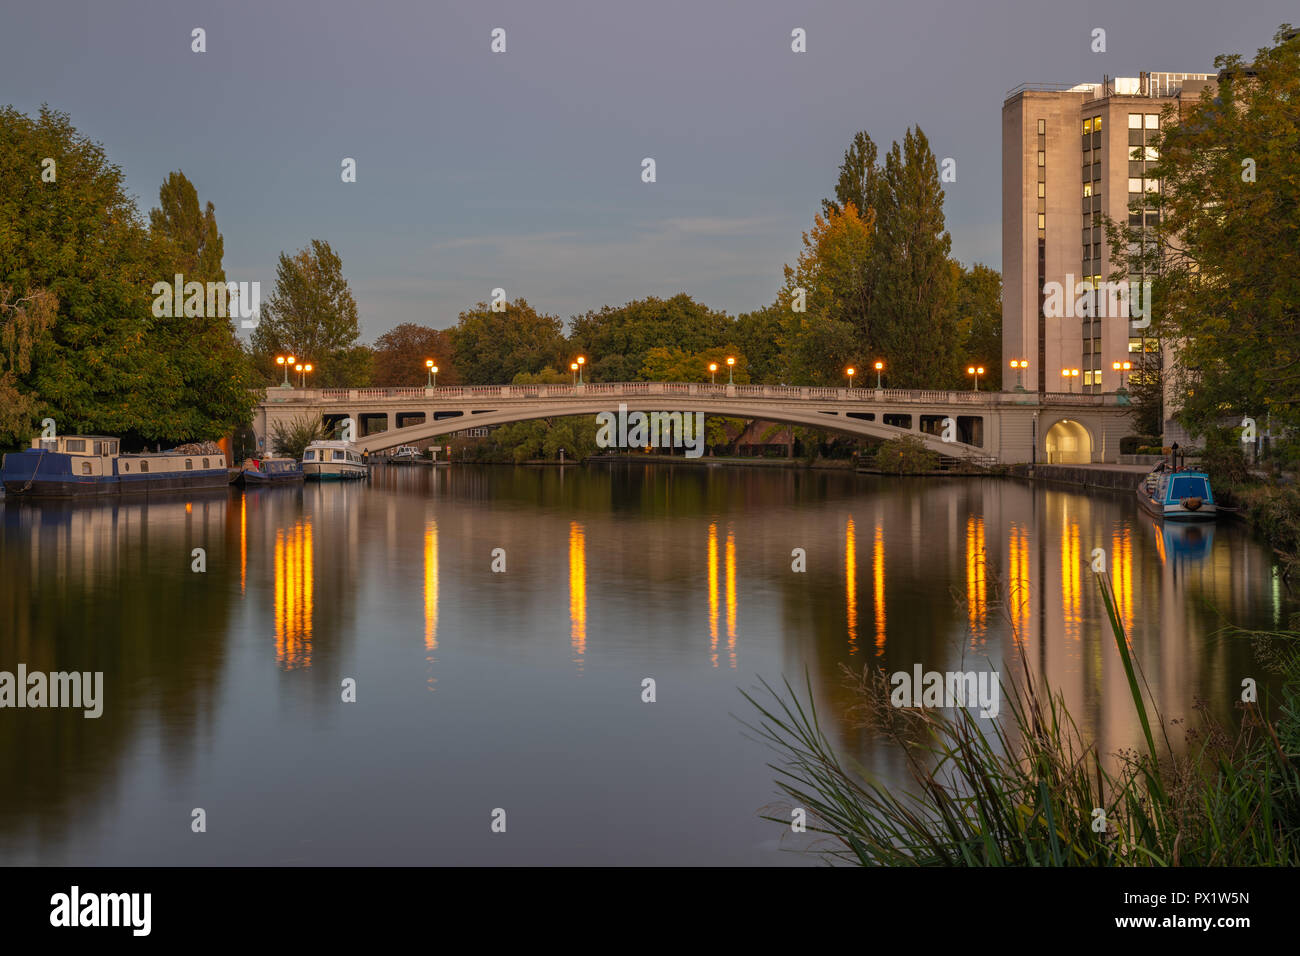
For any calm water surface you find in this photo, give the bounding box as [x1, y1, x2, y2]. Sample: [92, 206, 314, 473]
[0, 464, 1289, 864]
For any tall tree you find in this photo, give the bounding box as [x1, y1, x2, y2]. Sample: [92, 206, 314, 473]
[149, 171, 224, 284]
[371, 322, 459, 386]
[0, 286, 57, 444]
[953, 262, 1003, 389]
[251, 239, 367, 387]
[872, 127, 961, 388]
[822, 130, 881, 221]
[1107, 25, 1300, 435]
[775, 203, 874, 385]
[449, 297, 565, 384]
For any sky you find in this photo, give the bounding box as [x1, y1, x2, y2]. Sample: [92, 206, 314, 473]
[1, 0, 1292, 341]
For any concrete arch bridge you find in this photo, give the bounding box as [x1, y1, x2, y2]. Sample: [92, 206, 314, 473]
[251, 382, 1133, 465]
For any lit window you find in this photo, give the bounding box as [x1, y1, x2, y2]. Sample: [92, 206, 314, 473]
[1038, 119, 1046, 134]
[1037, 213, 1046, 229]
[1083, 118, 1093, 134]
[1094, 116, 1103, 132]
[1128, 178, 1142, 193]
[1093, 371, 1102, 388]
[1144, 146, 1158, 161]
[1083, 182, 1092, 197]
[1128, 113, 1143, 129]
[1039, 182, 1046, 198]
[1037, 151, 1045, 167]
[1084, 371, 1094, 385]
[1145, 114, 1159, 129]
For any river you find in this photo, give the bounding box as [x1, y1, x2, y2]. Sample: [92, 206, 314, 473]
[0, 463, 1289, 864]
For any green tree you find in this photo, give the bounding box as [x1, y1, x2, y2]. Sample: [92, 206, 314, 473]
[735, 304, 783, 383]
[251, 239, 367, 387]
[0, 286, 57, 445]
[953, 262, 1003, 389]
[1107, 26, 1300, 436]
[568, 294, 733, 382]
[450, 297, 565, 384]
[149, 171, 224, 284]
[639, 345, 749, 383]
[872, 127, 961, 389]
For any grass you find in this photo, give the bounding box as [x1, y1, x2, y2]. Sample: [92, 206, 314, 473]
[742, 571, 1300, 865]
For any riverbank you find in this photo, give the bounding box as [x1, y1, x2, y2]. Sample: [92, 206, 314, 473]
[1008, 462, 1149, 492]
[583, 453, 856, 469]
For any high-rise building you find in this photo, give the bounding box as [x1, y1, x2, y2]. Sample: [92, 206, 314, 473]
[1001, 72, 1215, 405]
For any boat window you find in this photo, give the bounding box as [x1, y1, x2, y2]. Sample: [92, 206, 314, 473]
[140, 461, 149, 473]
[93, 441, 102, 455]
[185, 459, 193, 470]
[82, 462, 92, 475]
[304, 451, 315, 461]
[122, 462, 129, 472]
[66, 439, 85, 452]
[1170, 476, 1208, 499]
[203, 458, 210, 469]
[334, 450, 346, 461]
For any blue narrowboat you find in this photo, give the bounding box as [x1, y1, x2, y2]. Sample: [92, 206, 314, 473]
[1136, 465, 1217, 522]
[1, 436, 228, 498]
[238, 457, 304, 486]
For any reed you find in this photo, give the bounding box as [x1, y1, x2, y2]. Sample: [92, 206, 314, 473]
[743, 571, 1300, 865]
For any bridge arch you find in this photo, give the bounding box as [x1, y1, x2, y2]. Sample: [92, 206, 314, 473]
[1042, 417, 1093, 464]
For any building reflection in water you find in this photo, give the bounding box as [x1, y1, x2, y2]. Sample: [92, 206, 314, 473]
[240, 495, 247, 596]
[966, 514, 987, 645]
[1111, 524, 1134, 635]
[569, 520, 586, 667]
[845, 518, 858, 654]
[708, 521, 719, 667]
[725, 524, 737, 669]
[273, 518, 314, 669]
[1060, 514, 1082, 642]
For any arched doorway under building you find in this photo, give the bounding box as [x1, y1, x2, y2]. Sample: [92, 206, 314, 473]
[1044, 419, 1092, 464]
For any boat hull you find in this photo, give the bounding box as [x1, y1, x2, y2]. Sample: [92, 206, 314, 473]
[303, 462, 368, 480]
[2, 449, 228, 499]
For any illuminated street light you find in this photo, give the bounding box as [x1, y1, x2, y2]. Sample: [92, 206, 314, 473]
[295, 362, 313, 388]
[847, 366, 856, 389]
[1112, 360, 1131, 390]
[276, 354, 295, 387]
[1009, 358, 1027, 391]
[708, 362, 718, 385]
[1061, 368, 1079, 393]
[873, 360, 883, 389]
[576, 355, 586, 385]
[967, 365, 985, 391]
[726, 356, 735, 385]
[426, 358, 438, 387]
[570, 362, 579, 385]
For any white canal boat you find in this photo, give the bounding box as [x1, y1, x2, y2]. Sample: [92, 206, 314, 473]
[302, 440, 368, 480]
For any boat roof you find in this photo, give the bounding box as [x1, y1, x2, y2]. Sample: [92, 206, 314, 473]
[307, 440, 357, 448]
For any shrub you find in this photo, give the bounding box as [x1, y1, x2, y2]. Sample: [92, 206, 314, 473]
[873, 435, 939, 473]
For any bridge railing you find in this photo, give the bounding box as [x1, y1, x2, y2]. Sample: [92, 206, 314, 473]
[262, 384, 1116, 406]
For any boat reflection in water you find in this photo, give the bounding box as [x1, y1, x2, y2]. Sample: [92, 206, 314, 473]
[1151, 513, 1216, 565]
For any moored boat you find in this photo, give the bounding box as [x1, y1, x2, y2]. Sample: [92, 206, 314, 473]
[1136, 464, 1217, 522]
[389, 445, 422, 464]
[302, 440, 367, 480]
[238, 457, 304, 486]
[1, 436, 228, 498]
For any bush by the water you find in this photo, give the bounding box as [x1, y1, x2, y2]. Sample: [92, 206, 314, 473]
[873, 436, 939, 473]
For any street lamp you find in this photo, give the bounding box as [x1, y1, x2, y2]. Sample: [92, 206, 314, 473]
[1112, 360, 1131, 391]
[295, 362, 312, 388]
[576, 355, 586, 385]
[873, 360, 883, 389]
[1061, 368, 1079, 393]
[708, 362, 718, 385]
[1009, 359, 1027, 391]
[570, 362, 579, 385]
[967, 365, 985, 391]
[426, 359, 438, 387]
[276, 354, 295, 387]
[726, 356, 735, 385]
[847, 366, 856, 388]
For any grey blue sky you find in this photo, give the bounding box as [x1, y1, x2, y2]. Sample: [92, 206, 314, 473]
[1, 0, 1291, 340]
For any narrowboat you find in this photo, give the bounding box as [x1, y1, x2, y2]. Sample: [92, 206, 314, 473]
[302, 440, 368, 480]
[389, 445, 422, 463]
[238, 457, 304, 486]
[1, 436, 228, 498]
[1136, 465, 1217, 522]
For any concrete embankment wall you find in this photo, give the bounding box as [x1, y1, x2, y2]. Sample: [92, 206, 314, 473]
[1008, 463, 1143, 492]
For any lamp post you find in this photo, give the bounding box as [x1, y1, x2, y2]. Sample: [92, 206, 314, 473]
[846, 367, 856, 389]
[576, 356, 585, 385]
[426, 359, 438, 387]
[570, 362, 579, 385]
[276, 355, 295, 387]
[1061, 368, 1079, 393]
[967, 365, 985, 391]
[873, 360, 883, 389]
[295, 362, 312, 388]
[726, 356, 735, 385]
[708, 362, 718, 385]
[1009, 359, 1027, 391]
[1112, 360, 1130, 391]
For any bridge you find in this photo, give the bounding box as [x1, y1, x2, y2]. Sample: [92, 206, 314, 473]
[250, 382, 1135, 464]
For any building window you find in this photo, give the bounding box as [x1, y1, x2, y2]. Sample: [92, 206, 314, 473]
[1093, 371, 1102, 389]
[1083, 118, 1093, 134]
[1084, 371, 1094, 385]
[1128, 178, 1143, 193]
[1145, 113, 1159, 129]
[1038, 182, 1046, 198]
[1094, 116, 1103, 132]
[1038, 213, 1045, 229]
[1129, 113, 1143, 129]
[1037, 150, 1045, 167]
[1083, 182, 1092, 197]
[1038, 118, 1046, 134]
[1144, 146, 1158, 161]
